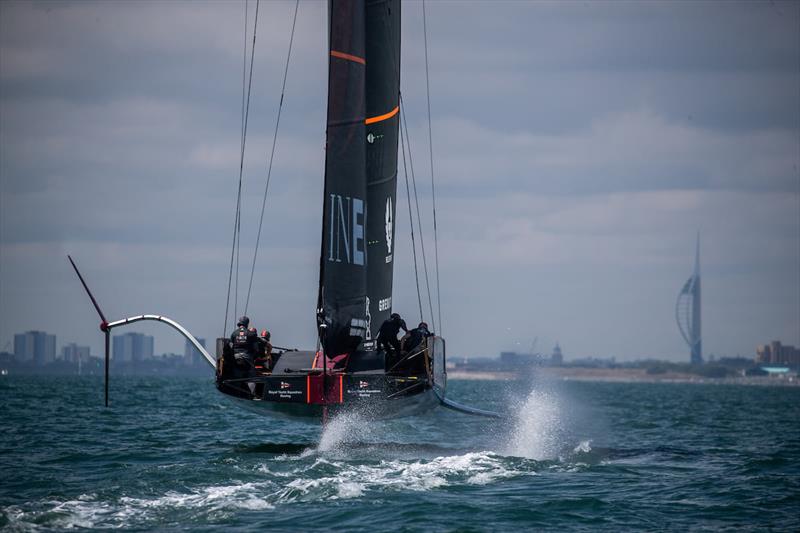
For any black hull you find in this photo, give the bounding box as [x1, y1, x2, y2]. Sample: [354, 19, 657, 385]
[222, 386, 440, 422]
[215, 337, 448, 422]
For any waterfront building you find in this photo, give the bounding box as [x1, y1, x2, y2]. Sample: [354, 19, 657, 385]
[551, 343, 564, 366]
[756, 341, 800, 367]
[676, 233, 702, 364]
[61, 343, 90, 363]
[184, 338, 207, 367]
[499, 351, 535, 366]
[756, 346, 767, 363]
[13, 331, 56, 365]
[112, 332, 154, 362]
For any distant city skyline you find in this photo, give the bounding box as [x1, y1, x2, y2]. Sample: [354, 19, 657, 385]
[112, 332, 154, 362]
[756, 340, 800, 367]
[5, 327, 793, 366]
[13, 331, 56, 365]
[7, 329, 205, 365]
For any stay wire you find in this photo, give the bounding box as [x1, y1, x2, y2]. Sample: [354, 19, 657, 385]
[400, 94, 436, 332]
[224, 0, 249, 336]
[399, 104, 424, 321]
[224, 210, 239, 336]
[240, 1, 248, 159]
[380, 2, 423, 324]
[244, 0, 300, 314]
[224, 0, 260, 335]
[422, 0, 442, 336]
[235, 0, 250, 323]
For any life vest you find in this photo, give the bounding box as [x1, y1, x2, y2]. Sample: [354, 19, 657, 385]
[232, 326, 252, 354]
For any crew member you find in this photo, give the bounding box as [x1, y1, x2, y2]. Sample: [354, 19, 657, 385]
[253, 329, 273, 373]
[404, 321, 432, 353]
[377, 312, 408, 355]
[230, 316, 261, 369]
[260, 329, 273, 358]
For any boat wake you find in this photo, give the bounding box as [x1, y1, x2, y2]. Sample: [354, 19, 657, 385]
[506, 388, 565, 460]
[3, 453, 514, 527]
[2, 383, 604, 530]
[317, 411, 373, 452]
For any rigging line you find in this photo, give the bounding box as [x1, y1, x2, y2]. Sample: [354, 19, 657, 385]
[379, 2, 426, 326]
[244, 0, 300, 314]
[224, 0, 250, 336]
[400, 95, 436, 332]
[240, 0, 249, 154]
[224, 198, 239, 336]
[224, 0, 260, 334]
[235, 0, 250, 323]
[401, 100, 435, 331]
[399, 104, 424, 321]
[235, 0, 258, 326]
[422, 0, 442, 336]
[234, 205, 240, 320]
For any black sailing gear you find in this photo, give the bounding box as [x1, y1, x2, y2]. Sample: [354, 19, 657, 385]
[377, 314, 408, 354]
[230, 324, 260, 367]
[404, 322, 432, 353]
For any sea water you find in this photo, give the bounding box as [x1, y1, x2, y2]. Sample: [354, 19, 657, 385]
[1, 375, 798, 531]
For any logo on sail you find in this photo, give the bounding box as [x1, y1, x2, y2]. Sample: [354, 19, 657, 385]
[385, 196, 393, 262]
[364, 296, 372, 340]
[328, 194, 365, 266]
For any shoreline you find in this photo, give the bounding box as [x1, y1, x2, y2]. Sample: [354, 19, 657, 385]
[447, 368, 799, 386]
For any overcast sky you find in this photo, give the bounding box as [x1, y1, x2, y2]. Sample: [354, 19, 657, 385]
[1, 0, 798, 361]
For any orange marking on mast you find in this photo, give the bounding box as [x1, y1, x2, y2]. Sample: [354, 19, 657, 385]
[330, 50, 366, 65]
[365, 105, 399, 125]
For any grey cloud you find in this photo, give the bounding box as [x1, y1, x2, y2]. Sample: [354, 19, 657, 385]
[413, 111, 798, 198]
[406, 1, 799, 133]
[1, 0, 798, 359]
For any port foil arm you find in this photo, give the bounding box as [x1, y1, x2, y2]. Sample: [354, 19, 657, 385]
[433, 389, 504, 419]
[106, 315, 216, 368]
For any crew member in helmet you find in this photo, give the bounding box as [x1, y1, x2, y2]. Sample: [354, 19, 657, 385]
[404, 321, 432, 353]
[230, 316, 261, 369]
[260, 329, 273, 358]
[377, 312, 408, 355]
[253, 329, 273, 373]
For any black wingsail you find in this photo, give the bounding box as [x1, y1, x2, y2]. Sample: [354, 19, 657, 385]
[318, 0, 401, 355]
[318, 0, 368, 356]
[364, 0, 401, 341]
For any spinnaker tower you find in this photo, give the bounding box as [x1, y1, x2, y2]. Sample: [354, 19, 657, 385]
[676, 233, 702, 364]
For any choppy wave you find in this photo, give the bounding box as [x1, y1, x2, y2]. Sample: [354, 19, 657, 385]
[2, 376, 799, 531]
[2, 440, 614, 531]
[3, 451, 544, 529]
